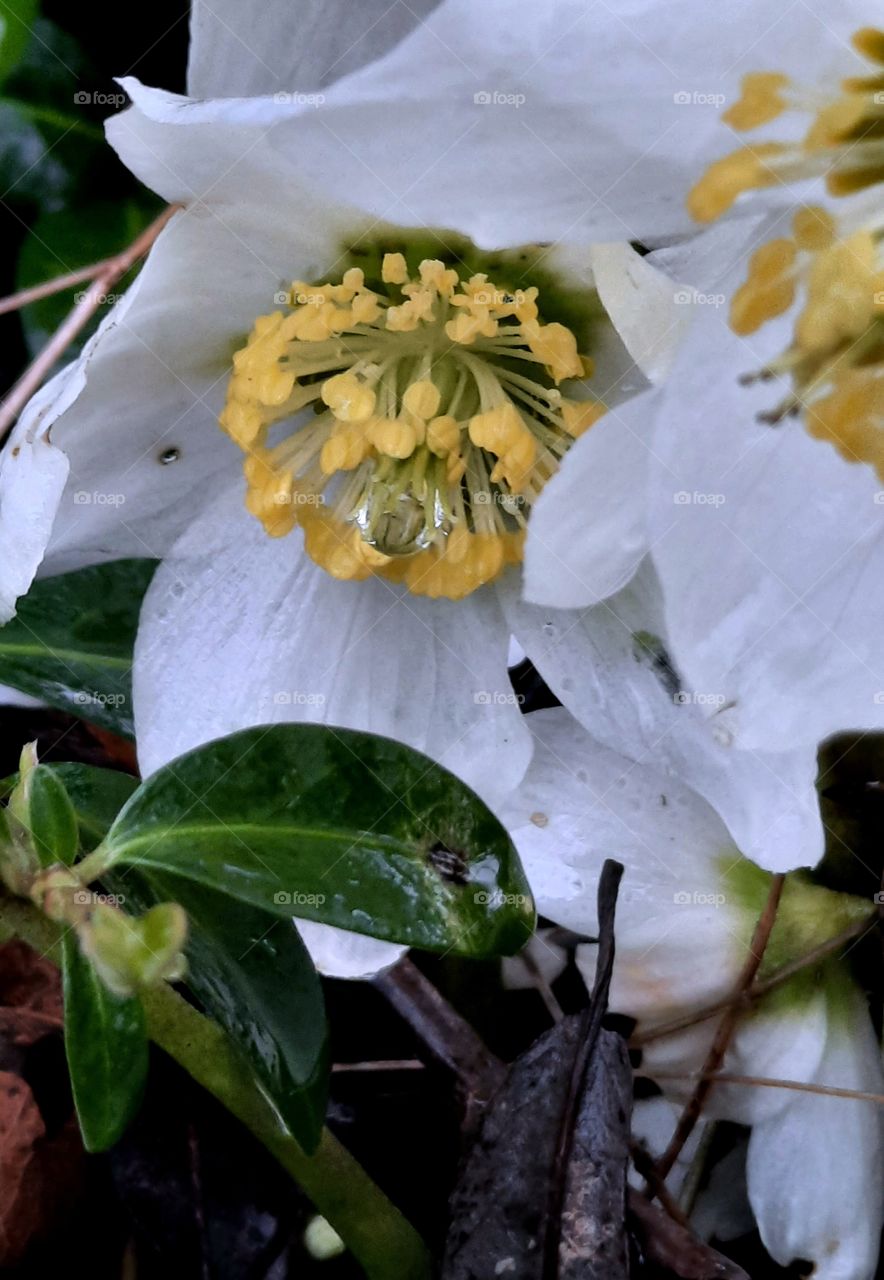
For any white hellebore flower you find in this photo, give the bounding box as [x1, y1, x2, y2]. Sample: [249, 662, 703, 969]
[521, 8, 884, 875]
[503, 704, 884, 1280]
[0, 0, 870, 965]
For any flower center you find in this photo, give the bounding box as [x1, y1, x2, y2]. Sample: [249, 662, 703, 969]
[687, 28, 884, 478]
[219, 248, 602, 599]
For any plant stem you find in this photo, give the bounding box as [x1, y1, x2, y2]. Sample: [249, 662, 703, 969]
[0, 894, 432, 1280]
[0, 205, 179, 443]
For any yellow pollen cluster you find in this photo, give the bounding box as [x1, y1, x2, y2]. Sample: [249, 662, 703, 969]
[219, 255, 600, 598]
[687, 28, 884, 477]
[688, 28, 884, 222]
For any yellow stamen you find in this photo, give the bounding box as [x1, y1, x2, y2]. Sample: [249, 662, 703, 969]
[723, 72, 790, 130]
[219, 251, 595, 599]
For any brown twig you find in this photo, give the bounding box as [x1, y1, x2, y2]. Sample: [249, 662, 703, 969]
[652, 875, 785, 1184]
[632, 911, 876, 1048]
[0, 205, 179, 443]
[629, 1140, 690, 1228]
[0, 262, 122, 317]
[646, 1069, 884, 1106]
[373, 957, 506, 1116]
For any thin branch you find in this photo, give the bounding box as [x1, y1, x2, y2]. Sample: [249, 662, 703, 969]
[0, 262, 118, 317]
[0, 205, 179, 442]
[629, 1140, 690, 1228]
[632, 910, 874, 1049]
[647, 1069, 884, 1107]
[652, 874, 785, 1184]
[374, 957, 506, 1112]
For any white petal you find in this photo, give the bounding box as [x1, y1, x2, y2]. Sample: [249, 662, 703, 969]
[281, 0, 874, 247]
[294, 919, 406, 980]
[26, 174, 354, 572]
[521, 390, 653, 609]
[188, 0, 441, 99]
[747, 979, 884, 1279]
[647, 217, 884, 753]
[0, 364, 77, 620]
[502, 559, 824, 872]
[134, 481, 532, 809]
[0, 438, 69, 621]
[589, 244, 688, 386]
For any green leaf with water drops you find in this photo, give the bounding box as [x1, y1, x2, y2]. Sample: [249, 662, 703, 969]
[61, 930, 148, 1152]
[100, 724, 535, 957]
[0, 560, 157, 737]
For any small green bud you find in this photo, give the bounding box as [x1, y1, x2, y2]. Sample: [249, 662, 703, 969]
[80, 901, 188, 998]
[0, 744, 78, 893]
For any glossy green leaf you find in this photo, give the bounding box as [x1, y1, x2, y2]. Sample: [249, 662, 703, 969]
[0, 763, 137, 851]
[0, 560, 157, 736]
[18, 764, 78, 867]
[62, 931, 148, 1152]
[120, 869, 329, 1152]
[102, 725, 535, 957]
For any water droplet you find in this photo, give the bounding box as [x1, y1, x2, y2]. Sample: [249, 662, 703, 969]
[159, 447, 180, 465]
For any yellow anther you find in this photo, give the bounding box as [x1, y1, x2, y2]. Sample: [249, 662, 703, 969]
[301, 511, 373, 581]
[219, 401, 264, 447]
[382, 253, 408, 284]
[469, 403, 526, 454]
[402, 380, 441, 419]
[723, 72, 790, 130]
[561, 399, 606, 437]
[418, 259, 459, 295]
[687, 143, 785, 222]
[426, 414, 461, 456]
[853, 27, 884, 64]
[257, 367, 295, 406]
[321, 372, 376, 422]
[523, 321, 584, 382]
[342, 267, 365, 291]
[730, 238, 798, 335]
[367, 416, 419, 459]
[792, 206, 835, 251]
[805, 96, 867, 150]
